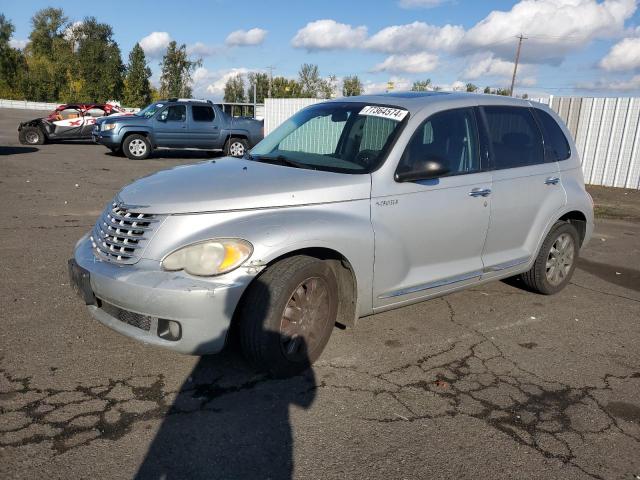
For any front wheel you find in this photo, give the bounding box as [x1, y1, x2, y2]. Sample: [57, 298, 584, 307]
[520, 221, 580, 294]
[224, 137, 248, 157]
[238, 256, 339, 377]
[19, 126, 45, 145]
[123, 134, 151, 160]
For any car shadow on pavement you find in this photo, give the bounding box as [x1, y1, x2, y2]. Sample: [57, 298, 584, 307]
[135, 277, 316, 480]
[0, 146, 39, 155]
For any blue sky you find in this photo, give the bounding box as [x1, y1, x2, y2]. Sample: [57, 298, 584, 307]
[4, 0, 640, 99]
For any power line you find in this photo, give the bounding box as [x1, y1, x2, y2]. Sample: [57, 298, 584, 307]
[510, 34, 527, 96]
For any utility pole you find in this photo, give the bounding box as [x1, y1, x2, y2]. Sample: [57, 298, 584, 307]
[266, 65, 275, 98]
[510, 34, 527, 97]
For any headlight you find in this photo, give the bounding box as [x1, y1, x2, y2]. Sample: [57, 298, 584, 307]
[102, 123, 117, 131]
[162, 239, 253, 276]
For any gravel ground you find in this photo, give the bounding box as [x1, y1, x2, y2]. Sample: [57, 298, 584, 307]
[1, 108, 639, 480]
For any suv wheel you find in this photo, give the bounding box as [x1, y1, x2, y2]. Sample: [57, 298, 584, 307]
[19, 126, 45, 145]
[124, 134, 151, 160]
[238, 255, 338, 377]
[520, 221, 579, 295]
[225, 137, 248, 157]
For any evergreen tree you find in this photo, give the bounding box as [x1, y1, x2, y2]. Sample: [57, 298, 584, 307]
[159, 41, 201, 98]
[342, 75, 363, 97]
[123, 43, 152, 107]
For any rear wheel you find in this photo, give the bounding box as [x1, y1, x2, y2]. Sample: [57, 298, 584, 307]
[224, 137, 248, 157]
[520, 221, 579, 294]
[123, 134, 151, 160]
[238, 256, 338, 377]
[19, 126, 45, 145]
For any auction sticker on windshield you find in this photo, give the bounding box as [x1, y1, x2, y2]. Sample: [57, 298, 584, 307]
[359, 106, 408, 122]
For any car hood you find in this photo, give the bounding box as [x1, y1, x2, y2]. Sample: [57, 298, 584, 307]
[117, 157, 371, 214]
[99, 115, 146, 125]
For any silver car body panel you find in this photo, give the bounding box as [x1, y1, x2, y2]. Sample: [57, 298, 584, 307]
[73, 92, 593, 354]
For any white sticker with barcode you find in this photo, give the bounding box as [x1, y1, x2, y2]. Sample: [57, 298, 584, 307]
[359, 105, 408, 121]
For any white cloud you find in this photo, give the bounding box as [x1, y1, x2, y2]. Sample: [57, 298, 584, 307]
[139, 31, 172, 58]
[187, 42, 220, 57]
[373, 53, 439, 73]
[191, 67, 251, 100]
[577, 74, 640, 91]
[363, 76, 413, 94]
[463, 54, 517, 79]
[225, 28, 268, 47]
[9, 39, 27, 49]
[463, 0, 637, 64]
[438, 80, 467, 91]
[292, 19, 367, 50]
[365, 21, 464, 54]
[399, 0, 448, 8]
[599, 29, 640, 71]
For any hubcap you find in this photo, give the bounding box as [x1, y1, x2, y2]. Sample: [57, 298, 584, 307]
[279, 277, 330, 362]
[129, 139, 147, 157]
[545, 233, 575, 286]
[25, 131, 39, 144]
[229, 141, 245, 157]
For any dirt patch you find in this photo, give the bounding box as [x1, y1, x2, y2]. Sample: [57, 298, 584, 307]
[587, 185, 640, 222]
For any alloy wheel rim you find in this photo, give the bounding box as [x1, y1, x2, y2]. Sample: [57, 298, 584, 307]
[25, 131, 39, 144]
[129, 139, 146, 157]
[545, 232, 575, 286]
[279, 276, 330, 362]
[229, 142, 244, 157]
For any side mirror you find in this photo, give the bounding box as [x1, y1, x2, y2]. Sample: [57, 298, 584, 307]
[395, 159, 449, 182]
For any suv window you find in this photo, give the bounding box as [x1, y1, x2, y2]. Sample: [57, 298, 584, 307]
[192, 105, 215, 122]
[483, 106, 544, 169]
[532, 108, 571, 162]
[399, 108, 480, 176]
[159, 105, 186, 122]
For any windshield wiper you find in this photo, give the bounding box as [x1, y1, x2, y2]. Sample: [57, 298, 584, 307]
[253, 154, 312, 170]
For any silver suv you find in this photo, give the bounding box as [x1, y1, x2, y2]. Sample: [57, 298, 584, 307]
[69, 92, 594, 377]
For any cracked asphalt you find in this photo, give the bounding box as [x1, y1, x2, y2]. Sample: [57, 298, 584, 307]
[1, 109, 640, 479]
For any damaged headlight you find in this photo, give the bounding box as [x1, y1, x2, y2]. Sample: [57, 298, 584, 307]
[102, 123, 117, 131]
[162, 239, 253, 276]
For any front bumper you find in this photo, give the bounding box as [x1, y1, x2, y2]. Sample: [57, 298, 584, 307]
[71, 235, 255, 355]
[92, 128, 121, 148]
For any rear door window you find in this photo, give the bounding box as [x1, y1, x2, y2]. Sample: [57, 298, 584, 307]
[192, 105, 215, 122]
[482, 106, 544, 169]
[532, 108, 571, 162]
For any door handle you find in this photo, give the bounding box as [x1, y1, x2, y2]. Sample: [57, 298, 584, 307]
[469, 188, 492, 197]
[545, 177, 560, 185]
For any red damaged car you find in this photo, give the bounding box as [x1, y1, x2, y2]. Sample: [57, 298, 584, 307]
[18, 102, 130, 145]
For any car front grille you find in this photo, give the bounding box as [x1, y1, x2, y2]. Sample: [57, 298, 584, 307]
[100, 300, 152, 331]
[90, 200, 162, 264]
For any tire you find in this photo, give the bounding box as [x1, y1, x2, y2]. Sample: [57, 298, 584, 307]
[123, 134, 151, 160]
[224, 137, 248, 157]
[19, 126, 45, 145]
[520, 221, 580, 295]
[238, 255, 339, 377]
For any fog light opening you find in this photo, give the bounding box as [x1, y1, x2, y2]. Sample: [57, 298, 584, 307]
[157, 319, 182, 341]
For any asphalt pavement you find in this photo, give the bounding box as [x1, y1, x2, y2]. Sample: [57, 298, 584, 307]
[1, 108, 639, 479]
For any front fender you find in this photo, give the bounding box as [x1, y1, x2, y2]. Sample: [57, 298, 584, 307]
[118, 126, 156, 144]
[143, 201, 375, 316]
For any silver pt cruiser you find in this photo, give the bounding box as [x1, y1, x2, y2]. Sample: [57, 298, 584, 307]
[69, 92, 594, 376]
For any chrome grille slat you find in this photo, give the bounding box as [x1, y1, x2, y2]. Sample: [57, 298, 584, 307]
[90, 201, 162, 264]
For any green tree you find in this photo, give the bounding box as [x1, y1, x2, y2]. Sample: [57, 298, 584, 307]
[465, 83, 478, 93]
[123, 43, 152, 107]
[159, 41, 201, 98]
[0, 15, 26, 99]
[342, 75, 363, 96]
[483, 86, 491, 94]
[74, 17, 124, 102]
[411, 79, 432, 91]
[298, 63, 325, 97]
[224, 73, 246, 103]
[270, 76, 302, 98]
[27, 7, 67, 58]
[246, 72, 269, 103]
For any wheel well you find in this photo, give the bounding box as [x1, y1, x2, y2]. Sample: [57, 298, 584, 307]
[242, 247, 359, 329]
[558, 211, 587, 246]
[226, 134, 248, 144]
[122, 131, 149, 145]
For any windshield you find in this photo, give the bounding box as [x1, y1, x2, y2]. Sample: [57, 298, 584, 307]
[136, 102, 165, 118]
[250, 102, 409, 173]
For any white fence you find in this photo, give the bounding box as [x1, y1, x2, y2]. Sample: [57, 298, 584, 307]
[264, 96, 640, 189]
[0, 99, 60, 111]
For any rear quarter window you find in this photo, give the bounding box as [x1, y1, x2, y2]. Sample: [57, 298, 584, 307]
[483, 106, 544, 170]
[192, 105, 215, 122]
[532, 108, 571, 162]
